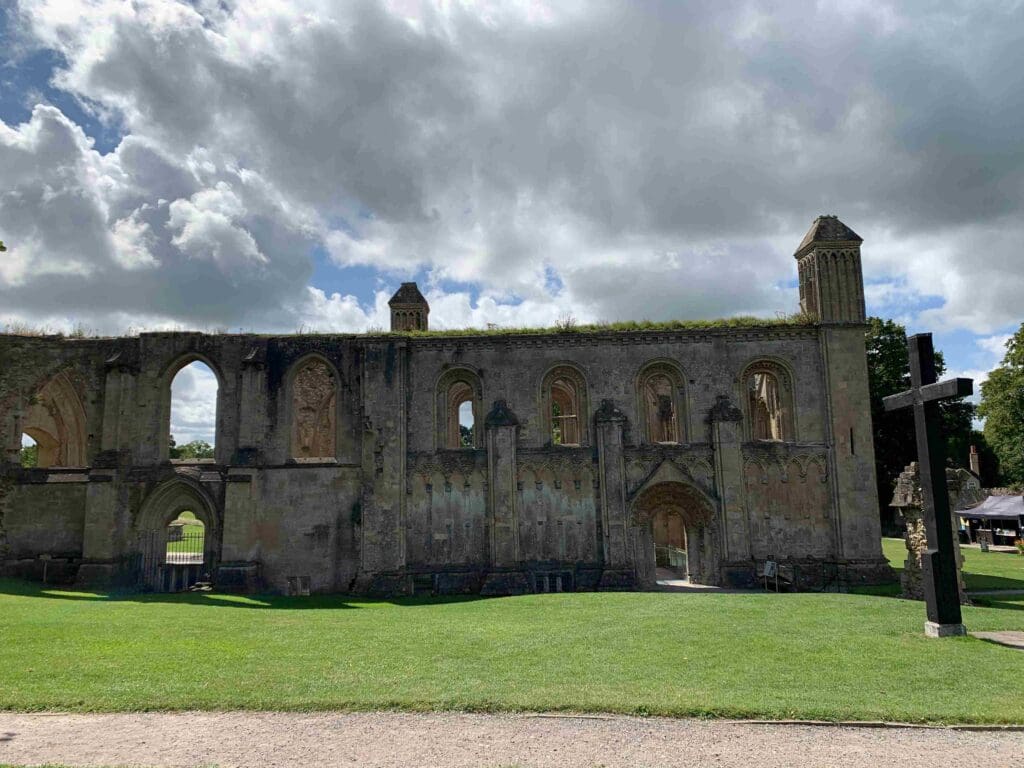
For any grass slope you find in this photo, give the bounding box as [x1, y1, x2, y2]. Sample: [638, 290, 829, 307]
[1, 578, 1023, 723]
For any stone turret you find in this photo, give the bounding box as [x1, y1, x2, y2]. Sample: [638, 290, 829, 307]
[794, 215, 866, 324]
[388, 282, 429, 332]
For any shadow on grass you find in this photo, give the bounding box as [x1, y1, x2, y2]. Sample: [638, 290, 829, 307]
[965, 573, 1024, 591]
[0, 577, 497, 610]
[971, 594, 1024, 612]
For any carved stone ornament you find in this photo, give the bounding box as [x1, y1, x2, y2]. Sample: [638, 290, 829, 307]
[708, 394, 743, 423]
[292, 360, 336, 459]
[594, 398, 625, 423]
[484, 399, 519, 428]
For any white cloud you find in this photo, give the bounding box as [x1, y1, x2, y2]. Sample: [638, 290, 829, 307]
[1, 0, 1024, 342]
[169, 361, 218, 444]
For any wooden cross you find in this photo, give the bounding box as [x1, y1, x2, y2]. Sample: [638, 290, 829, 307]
[883, 333, 973, 634]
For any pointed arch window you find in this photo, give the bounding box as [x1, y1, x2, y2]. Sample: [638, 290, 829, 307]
[637, 361, 686, 444]
[541, 365, 589, 447]
[741, 360, 795, 442]
[436, 368, 482, 449]
[17, 370, 87, 468]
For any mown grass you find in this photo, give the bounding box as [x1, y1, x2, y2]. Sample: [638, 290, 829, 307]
[0, 577, 1022, 723]
[880, 536, 1024, 592]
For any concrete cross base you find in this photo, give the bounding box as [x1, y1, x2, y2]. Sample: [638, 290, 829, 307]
[924, 621, 967, 638]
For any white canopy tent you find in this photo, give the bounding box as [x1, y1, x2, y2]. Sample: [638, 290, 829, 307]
[961, 495, 1024, 521]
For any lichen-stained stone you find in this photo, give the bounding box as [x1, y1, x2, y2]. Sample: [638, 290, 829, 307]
[0, 216, 892, 593]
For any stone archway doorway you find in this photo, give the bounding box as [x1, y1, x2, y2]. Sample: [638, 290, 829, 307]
[652, 509, 689, 583]
[135, 475, 221, 592]
[630, 481, 716, 588]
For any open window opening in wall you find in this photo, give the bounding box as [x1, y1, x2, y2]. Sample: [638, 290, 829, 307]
[19, 371, 87, 468]
[458, 400, 475, 448]
[638, 362, 685, 444]
[550, 377, 580, 446]
[741, 360, 794, 443]
[445, 381, 475, 448]
[749, 371, 784, 441]
[20, 433, 39, 468]
[169, 362, 218, 461]
[437, 368, 482, 450]
[166, 510, 205, 565]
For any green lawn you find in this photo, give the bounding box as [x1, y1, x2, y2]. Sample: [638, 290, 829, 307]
[1, 577, 1023, 723]
[881, 536, 1024, 592]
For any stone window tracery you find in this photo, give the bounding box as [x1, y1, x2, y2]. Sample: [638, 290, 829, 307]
[291, 358, 337, 459]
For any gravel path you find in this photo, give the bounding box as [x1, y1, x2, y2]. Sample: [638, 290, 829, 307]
[1, 711, 1022, 767]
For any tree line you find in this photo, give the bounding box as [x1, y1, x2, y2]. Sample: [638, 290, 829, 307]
[866, 318, 1023, 511]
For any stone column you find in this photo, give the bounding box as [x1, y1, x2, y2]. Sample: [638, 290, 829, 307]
[595, 400, 628, 566]
[481, 400, 528, 595]
[594, 399, 635, 588]
[234, 344, 267, 464]
[709, 395, 749, 585]
[77, 354, 139, 587]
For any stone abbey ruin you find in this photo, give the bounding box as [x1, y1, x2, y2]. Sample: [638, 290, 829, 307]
[0, 216, 891, 594]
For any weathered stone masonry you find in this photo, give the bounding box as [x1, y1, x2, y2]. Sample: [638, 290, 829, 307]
[0, 217, 891, 593]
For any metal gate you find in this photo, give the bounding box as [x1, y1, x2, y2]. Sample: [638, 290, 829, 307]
[131, 529, 208, 592]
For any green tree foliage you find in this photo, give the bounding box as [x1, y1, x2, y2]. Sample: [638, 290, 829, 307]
[978, 324, 1024, 485]
[459, 424, 473, 448]
[20, 442, 38, 468]
[168, 435, 215, 460]
[866, 318, 977, 510]
[0, 240, 6, 252]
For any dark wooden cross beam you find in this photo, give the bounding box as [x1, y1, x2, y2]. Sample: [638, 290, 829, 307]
[883, 333, 973, 634]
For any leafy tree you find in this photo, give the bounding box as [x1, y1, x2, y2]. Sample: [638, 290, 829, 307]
[0, 241, 6, 252]
[20, 442, 37, 468]
[168, 436, 215, 460]
[978, 324, 1024, 485]
[459, 424, 473, 448]
[865, 318, 977, 512]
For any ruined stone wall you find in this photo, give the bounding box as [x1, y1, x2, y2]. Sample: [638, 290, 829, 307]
[0, 322, 889, 594]
[3, 477, 87, 558]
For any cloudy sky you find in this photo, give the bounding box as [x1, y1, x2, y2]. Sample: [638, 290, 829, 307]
[2, 0, 1022, 442]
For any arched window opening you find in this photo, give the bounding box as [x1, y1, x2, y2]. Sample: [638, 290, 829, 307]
[646, 375, 677, 442]
[169, 361, 218, 461]
[550, 377, 580, 446]
[445, 381, 474, 448]
[741, 361, 794, 442]
[436, 368, 482, 450]
[20, 433, 40, 468]
[166, 510, 205, 565]
[291, 358, 338, 460]
[541, 365, 588, 447]
[749, 372, 782, 441]
[20, 371, 87, 467]
[637, 361, 686, 444]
